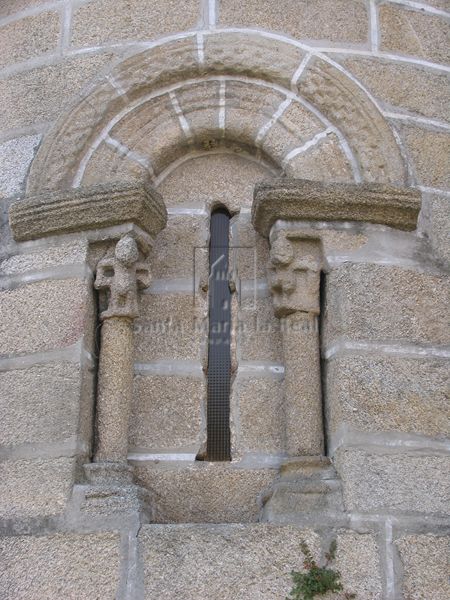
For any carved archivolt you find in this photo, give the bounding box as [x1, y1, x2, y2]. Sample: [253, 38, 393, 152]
[27, 31, 406, 195]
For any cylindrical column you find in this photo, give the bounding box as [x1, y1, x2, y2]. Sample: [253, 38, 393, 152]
[282, 311, 324, 456]
[94, 317, 134, 463]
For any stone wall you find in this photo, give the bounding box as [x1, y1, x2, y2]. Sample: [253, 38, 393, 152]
[0, 1, 449, 599]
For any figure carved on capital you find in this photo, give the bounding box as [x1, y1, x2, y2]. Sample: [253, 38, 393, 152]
[95, 234, 150, 320]
[268, 230, 322, 318]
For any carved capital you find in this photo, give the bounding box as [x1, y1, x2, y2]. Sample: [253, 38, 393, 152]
[268, 230, 322, 318]
[95, 234, 150, 320]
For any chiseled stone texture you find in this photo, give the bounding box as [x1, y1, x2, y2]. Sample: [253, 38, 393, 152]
[284, 133, 353, 181]
[0, 457, 76, 518]
[0, 362, 87, 447]
[326, 355, 450, 439]
[0, 53, 114, 131]
[135, 293, 206, 362]
[396, 534, 450, 600]
[140, 523, 321, 600]
[335, 448, 450, 514]
[203, 32, 305, 90]
[323, 263, 450, 346]
[261, 102, 323, 164]
[133, 462, 277, 523]
[0, 134, 40, 198]
[0, 531, 121, 600]
[399, 123, 450, 189]
[234, 377, 285, 454]
[0, 241, 88, 276]
[71, 0, 200, 47]
[0, 278, 92, 356]
[379, 4, 450, 65]
[340, 56, 450, 124]
[335, 533, 382, 600]
[0, 10, 60, 69]
[157, 153, 272, 210]
[219, 0, 369, 45]
[130, 374, 205, 451]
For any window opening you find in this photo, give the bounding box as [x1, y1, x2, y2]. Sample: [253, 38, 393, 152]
[206, 208, 232, 461]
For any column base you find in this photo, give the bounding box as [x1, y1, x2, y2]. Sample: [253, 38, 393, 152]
[260, 455, 347, 526]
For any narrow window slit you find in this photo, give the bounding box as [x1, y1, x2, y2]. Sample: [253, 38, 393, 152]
[206, 208, 232, 461]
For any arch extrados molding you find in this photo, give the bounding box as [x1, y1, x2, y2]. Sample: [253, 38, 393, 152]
[27, 30, 407, 194]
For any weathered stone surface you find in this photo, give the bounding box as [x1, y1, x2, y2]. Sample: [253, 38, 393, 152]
[0, 135, 40, 198]
[326, 355, 450, 439]
[0, 53, 114, 131]
[110, 93, 187, 177]
[0, 531, 121, 599]
[133, 462, 277, 523]
[231, 213, 270, 280]
[225, 81, 286, 148]
[399, 123, 450, 189]
[426, 193, 450, 266]
[234, 377, 285, 454]
[396, 534, 450, 600]
[0, 0, 51, 17]
[175, 80, 222, 142]
[141, 524, 323, 599]
[284, 133, 353, 182]
[0, 362, 88, 447]
[150, 213, 208, 280]
[238, 296, 282, 362]
[81, 142, 150, 187]
[157, 153, 272, 210]
[130, 374, 205, 452]
[135, 293, 207, 362]
[379, 4, 450, 65]
[341, 56, 450, 124]
[261, 102, 323, 164]
[71, 0, 200, 47]
[252, 179, 421, 237]
[335, 533, 382, 599]
[323, 263, 450, 346]
[299, 57, 406, 184]
[112, 37, 198, 100]
[204, 32, 305, 90]
[140, 524, 321, 599]
[0, 278, 92, 356]
[0, 241, 88, 275]
[335, 448, 450, 514]
[0, 10, 60, 69]
[0, 457, 76, 518]
[9, 182, 167, 242]
[219, 0, 369, 45]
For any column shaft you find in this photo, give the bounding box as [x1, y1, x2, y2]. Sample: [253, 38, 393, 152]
[95, 317, 134, 463]
[282, 311, 324, 456]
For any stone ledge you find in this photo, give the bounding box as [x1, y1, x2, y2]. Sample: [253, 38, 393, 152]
[9, 182, 167, 242]
[252, 179, 421, 236]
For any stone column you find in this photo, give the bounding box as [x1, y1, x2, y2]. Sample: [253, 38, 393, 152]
[268, 230, 324, 456]
[91, 234, 150, 471]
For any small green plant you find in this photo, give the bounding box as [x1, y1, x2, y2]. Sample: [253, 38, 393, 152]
[286, 540, 356, 600]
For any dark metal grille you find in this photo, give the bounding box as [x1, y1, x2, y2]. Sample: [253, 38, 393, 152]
[206, 208, 231, 461]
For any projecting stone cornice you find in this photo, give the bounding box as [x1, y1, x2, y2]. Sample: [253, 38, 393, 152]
[9, 182, 167, 243]
[252, 179, 422, 237]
